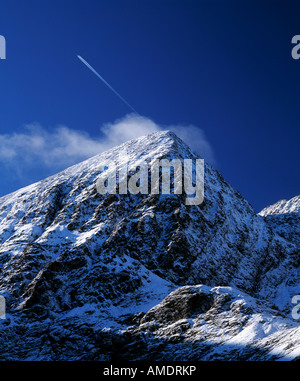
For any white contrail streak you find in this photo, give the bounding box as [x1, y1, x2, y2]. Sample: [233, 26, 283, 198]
[77, 55, 138, 114]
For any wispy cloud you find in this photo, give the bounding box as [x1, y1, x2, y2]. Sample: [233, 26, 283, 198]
[0, 114, 216, 176]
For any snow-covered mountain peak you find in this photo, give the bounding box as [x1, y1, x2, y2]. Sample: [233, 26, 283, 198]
[259, 195, 300, 216]
[0, 129, 191, 211]
[258, 194, 300, 254]
[0, 129, 299, 360]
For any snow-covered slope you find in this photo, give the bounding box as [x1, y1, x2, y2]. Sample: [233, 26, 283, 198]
[119, 285, 300, 361]
[0, 130, 299, 360]
[258, 196, 300, 312]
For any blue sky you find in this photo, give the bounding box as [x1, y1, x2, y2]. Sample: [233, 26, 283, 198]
[0, 0, 299, 212]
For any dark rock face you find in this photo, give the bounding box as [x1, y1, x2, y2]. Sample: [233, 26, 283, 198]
[0, 131, 299, 360]
[140, 287, 215, 324]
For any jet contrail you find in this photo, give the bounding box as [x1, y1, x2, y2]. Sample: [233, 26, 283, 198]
[77, 55, 138, 114]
